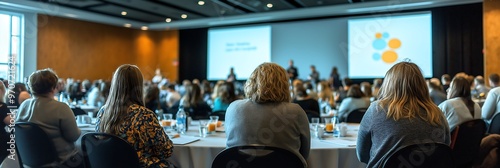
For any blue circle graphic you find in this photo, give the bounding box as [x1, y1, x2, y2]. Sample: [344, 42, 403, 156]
[383, 32, 389, 39]
[372, 39, 386, 50]
[373, 53, 381, 61]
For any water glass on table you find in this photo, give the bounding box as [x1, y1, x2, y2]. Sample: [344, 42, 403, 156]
[199, 120, 209, 138]
[161, 114, 173, 132]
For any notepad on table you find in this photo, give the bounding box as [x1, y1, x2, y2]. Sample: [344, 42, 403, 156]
[171, 136, 200, 145]
[321, 138, 357, 147]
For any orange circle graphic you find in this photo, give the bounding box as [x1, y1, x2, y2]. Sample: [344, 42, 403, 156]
[375, 33, 382, 39]
[388, 38, 401, 49]
[382, 50, 398, 63]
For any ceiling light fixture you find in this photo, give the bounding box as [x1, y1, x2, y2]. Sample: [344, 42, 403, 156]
[181, 14, 187, 19]
[266, 3, 273, 8]
[165, 18, 172, 22]
[141, 26, 148, 30]
[198, 1, 205, 5]
[121, 11, 127, 16]
[124, 23, 131, 27]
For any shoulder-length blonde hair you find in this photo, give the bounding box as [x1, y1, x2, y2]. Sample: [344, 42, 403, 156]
[377, 61, 443, 126]
[245, 62, 290, 103]
[99, 64, 144, 134]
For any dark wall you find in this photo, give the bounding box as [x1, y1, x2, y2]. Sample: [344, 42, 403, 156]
[179, 3, 483, 82]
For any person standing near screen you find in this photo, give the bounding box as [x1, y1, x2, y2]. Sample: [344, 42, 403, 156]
[308, 65, 320, 85]
[287, 59, 299, 81]
[227, 67, 237, 82]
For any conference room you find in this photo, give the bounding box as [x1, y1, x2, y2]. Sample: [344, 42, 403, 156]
[1, 0, 500, 167]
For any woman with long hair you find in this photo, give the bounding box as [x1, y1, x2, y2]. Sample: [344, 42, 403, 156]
[212, 81, 237, 112]
[357, 61, 450, 167]
[179, 84, 212, 119]
[225, 62, 310, 166]
[97, 64, 173, 167]
[438, 76, 481, 130]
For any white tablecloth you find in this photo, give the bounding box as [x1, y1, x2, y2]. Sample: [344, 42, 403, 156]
[168, 123, 366, 168]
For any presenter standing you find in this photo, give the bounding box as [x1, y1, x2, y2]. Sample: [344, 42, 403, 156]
[227, 67, 237, 82]
[287, 59, 299, 81]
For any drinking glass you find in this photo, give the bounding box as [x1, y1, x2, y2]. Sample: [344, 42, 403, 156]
[199, 120, 209, 138]
[208, 116, 219, 133]
[324, 118, 334, 132]
[161, 114, 173, 132]
[311, 117, 320, 128]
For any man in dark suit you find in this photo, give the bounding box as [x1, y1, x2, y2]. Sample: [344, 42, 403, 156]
[287, 59, 298, 81]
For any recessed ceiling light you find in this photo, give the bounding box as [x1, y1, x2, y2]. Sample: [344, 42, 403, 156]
[165, 18, 172, 22]
[121, 11, 127, 16]
[198, 1, 205, 5]
[266, 3, 273, 8]
[141, 26, 148, 30]
[181, 14, 187, 19]
[124, 23, 131, 27]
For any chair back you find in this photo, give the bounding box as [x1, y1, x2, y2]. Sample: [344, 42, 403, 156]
[450, 119, 486, 167]
[81, 133, 140, 168]
[211, 145, 305, 168]
[381, 143, 453, 168]
[488, 112, 500, 134]
[15, 122, 60, 167]
[345, 108, 367, 123]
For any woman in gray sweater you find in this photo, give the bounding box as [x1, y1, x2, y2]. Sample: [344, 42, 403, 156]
[356, 61, 450, 168]
[225, 62, 311, 166]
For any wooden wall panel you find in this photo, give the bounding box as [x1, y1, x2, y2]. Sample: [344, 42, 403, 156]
[484, 0, 500, 85]
[37, 15, 179, 82]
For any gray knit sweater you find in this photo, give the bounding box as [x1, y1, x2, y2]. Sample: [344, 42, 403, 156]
[356, 101, 451, 167]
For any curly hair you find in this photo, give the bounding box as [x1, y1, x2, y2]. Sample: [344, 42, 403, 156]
[245, 62, 290, 103]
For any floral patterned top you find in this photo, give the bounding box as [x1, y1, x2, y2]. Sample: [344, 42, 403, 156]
[97, 104, 174, 167]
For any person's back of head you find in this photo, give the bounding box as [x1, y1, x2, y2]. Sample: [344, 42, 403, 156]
[100, 64, 144, 134]
[167, 84, 176, 91]
[441, 74, 451, 85]
[0, 81, 6, 103]
[489, 73, 500, 88]
[28, 69, 58, 97]
[294, 84, 308, 98]
[378, 61, 443, 125]
[360, 82, 372, 97]
[183, 84, 203, 107]
[347, 84, 364, 98]
[144, 85, 160, 103]
[427, 80, 442, 92]
[245, 62, 290, 103]
[448, 76, 472, 100]
[474, 75, 485, 86]
[219, 82, 236, 104]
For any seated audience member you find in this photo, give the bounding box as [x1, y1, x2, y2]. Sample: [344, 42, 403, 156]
[473, 75, 491, 98]
[212, 82, 237, 112]
[438, 76, 481, 130]
[293, 85, 320, 120]
[357, 61, 450, 168]
[317, 81, 335, 114]
[427, 80, 447, 105]
[303, 82, 318, 100]
[201, 80, 213, 104]
[6, 83, 30, 107]
[97, 64, 173, 167]
[482, 73, 500, 123]
[144, 85, 160, 112]
[371, 78, 383, 100]
[442, 74, 452, 93]
[165, 84, 181, 108]
[360, 82, 374, 102]
[336, 77, 353, 104]
[225, 62, 310, 165]
[16, 69, 83, 168]
[177, 79, 191, 97]
[475, 134, 500, 168]
[87, 80, 105, 108]
[0, 82, 12, 162]
[337, 84, 370, 121]
[178, 84, 212, 119]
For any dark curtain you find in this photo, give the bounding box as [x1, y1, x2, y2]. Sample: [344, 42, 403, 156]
[432, 3, 483, 77]
[179, 28, 208, 82]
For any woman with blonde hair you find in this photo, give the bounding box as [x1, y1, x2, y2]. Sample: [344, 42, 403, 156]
[225, 62, 310, 165]
[317, 81, 335, 113]
[97, 64, 173, 167]
[357, 61, 450, 168]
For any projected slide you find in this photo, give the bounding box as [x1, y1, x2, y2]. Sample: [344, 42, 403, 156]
[208, 26, 271, 80]
[348, 12, 432, 78]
